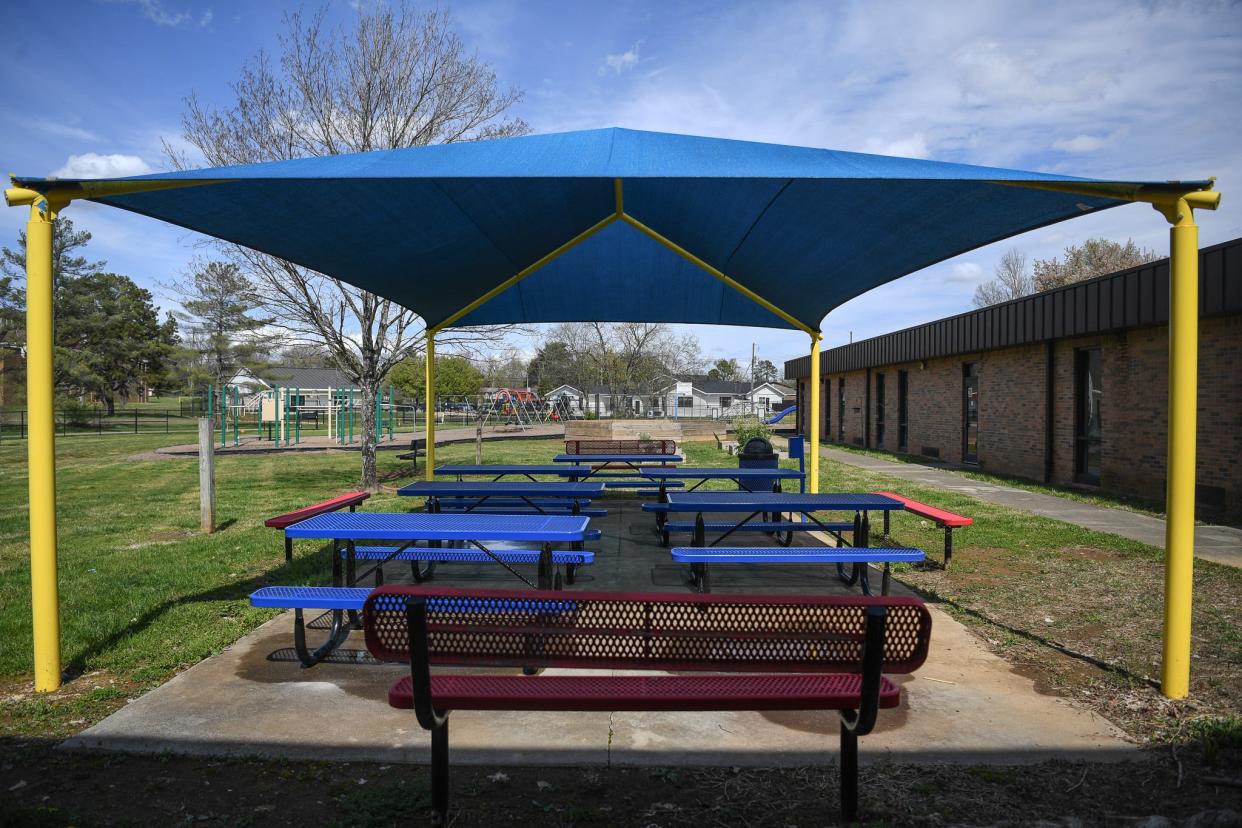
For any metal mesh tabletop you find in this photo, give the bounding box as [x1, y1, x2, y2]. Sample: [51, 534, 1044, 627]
[662, 492, 904, 512]
[397, 481, 605, 498]
[638, 467, 805, 479]
[553, 454, 683, 463]
[433, 465, 592, 477]
[284, 511, 591, 541]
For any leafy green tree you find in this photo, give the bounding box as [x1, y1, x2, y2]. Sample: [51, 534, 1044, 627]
[55, 273, 178, 414]
[391, 355, 485, 400]
[171, 260, 273, 389]
[707, 358, 741, 381]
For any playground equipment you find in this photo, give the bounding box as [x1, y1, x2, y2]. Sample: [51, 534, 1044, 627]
[204, 383, 400, 448]
[475, 388, 571, 429]
[765, 404, 797, 424]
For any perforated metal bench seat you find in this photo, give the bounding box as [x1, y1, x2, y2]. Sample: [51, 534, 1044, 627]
[670, 546, 925, 595]
[363, 586, 931, 824]
[663, 520, 854, 533]
[870, 490, 972, 568]
[671, 547, 923, 564]
[388, 672, 901, 712]
[343, 546, 595, 566]
[603, 480, 684, 488]
[250, 585, 371, 610]
[429, 506, 609, 517]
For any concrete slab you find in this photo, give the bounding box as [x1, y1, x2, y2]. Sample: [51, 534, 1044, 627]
[65, 499, 1135, 766]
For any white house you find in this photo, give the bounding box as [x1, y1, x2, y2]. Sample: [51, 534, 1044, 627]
[546, 377, 792, 419]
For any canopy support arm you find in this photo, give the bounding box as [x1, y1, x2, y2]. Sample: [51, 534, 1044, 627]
[1147, 188, 1221, 699]
[5, 186, 66, 692]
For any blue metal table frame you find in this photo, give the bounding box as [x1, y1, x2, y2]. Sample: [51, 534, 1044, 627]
[638, 466, 806, 503]
[398, 481, 605, 515]
[645, 492, 905, 590]
[433, 464, 594, 481]
[552, 453, 683, 481]
[286, 511, 591, 593]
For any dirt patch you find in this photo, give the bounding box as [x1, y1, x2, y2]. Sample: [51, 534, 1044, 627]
[1062, 545, 1125, 562]
[1, 741, 1238, 827]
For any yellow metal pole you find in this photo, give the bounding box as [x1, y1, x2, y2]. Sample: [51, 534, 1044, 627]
[25, 196, 61, 692]
[1158, 196, 1202, 699]
[808, 332, 821, 494]
[424, 331, 436, 481]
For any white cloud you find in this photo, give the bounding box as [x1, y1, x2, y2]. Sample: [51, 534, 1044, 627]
[600, 42, 642, 76]
[1052, 134, 1112, 153]
[946, 262, 984, 284]
[27, 118, 101, 142]
[109, 1, 213, 28]
[51, 153, 153, 179]
[863, 132, 931, 159]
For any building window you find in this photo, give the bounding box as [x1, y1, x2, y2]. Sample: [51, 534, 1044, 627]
[677, 396, 694, 410]
[837, 378, 845, 442]
[875, 373, 886, 448]
[962, 363, 979, 464]
[1075, 348, 1102, 484]
[719, 395, 732, 409]
[897, 370, 909, 453]
[823, 379, 829, 437]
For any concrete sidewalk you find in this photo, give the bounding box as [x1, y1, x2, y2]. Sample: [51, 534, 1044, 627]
[822, 447, 1242, 569]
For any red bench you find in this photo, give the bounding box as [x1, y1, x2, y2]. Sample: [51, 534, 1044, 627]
[265, 491, 370, 562]
[872, 490, 972, 568]
[364, 586, 932, 824]
[564, 438, 677, 455]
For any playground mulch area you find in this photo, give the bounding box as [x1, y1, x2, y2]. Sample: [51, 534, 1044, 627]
[2, 739, 1239, 827]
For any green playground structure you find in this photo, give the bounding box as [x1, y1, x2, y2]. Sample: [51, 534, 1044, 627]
[204, 382, 399, 448]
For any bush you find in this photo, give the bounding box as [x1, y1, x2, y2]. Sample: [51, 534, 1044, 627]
[731, 415, 770, 446]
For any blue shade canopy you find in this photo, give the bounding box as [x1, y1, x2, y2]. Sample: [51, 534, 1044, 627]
[14, 127, 1205, 333]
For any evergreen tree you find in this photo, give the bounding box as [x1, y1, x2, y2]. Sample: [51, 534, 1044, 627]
[55, 273, 177, 414]
[172, 261, 273, 389]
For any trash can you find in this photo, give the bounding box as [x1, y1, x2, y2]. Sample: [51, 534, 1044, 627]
[737, 436, 779, 492]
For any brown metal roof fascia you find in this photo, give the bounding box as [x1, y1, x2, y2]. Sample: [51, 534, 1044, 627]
[784, 237, 1240, 379]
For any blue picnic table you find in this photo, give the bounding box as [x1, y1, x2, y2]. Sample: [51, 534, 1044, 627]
[434, 464, 594, 481]
[397, 480, 606, 516]
[551, 453, 685, 491]
[643, 491, 906, 590]
[286, 511, 592, 591]
[638, 466, 806, 497]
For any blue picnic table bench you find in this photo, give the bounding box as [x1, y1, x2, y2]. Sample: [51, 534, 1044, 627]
[253, 511, 596, 666]
[644, 491, 913, 594]
[397, 480, 607, 516]
[433, 464, 594, 481]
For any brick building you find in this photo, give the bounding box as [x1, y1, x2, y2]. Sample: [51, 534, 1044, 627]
[785, 237, 1242, 522]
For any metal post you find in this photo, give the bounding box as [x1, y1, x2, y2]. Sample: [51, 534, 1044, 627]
[219, 385, 226, 447]
[295, 387, 300, 444]
[425, 332, 437, 480]
[1156, 192, 1211, 699]
[388, 383, 395, 440]
[232, 386, 239, 446]
[199, 418, 216, 534]
[20, 194, 61, 692]
[809, 331, 821, 494]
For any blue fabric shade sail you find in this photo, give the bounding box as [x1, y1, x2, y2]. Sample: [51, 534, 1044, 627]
[14, 128, 1205, 333]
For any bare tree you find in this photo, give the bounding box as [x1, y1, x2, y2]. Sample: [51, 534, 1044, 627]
[1032, 238, 1160, 292]
[169, 4, 528, 488]
[972, 249, 1034, 308]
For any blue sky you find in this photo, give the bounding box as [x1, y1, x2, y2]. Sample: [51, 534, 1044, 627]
[2, 0, 1240, 369]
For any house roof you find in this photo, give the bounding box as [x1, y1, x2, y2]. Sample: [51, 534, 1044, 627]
[246, 366, 356, 390]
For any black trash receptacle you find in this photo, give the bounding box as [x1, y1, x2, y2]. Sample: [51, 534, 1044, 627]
[737, 436, 779, 492]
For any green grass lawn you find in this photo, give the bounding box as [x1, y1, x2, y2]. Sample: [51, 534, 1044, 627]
[1, 433, 1238, 744]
